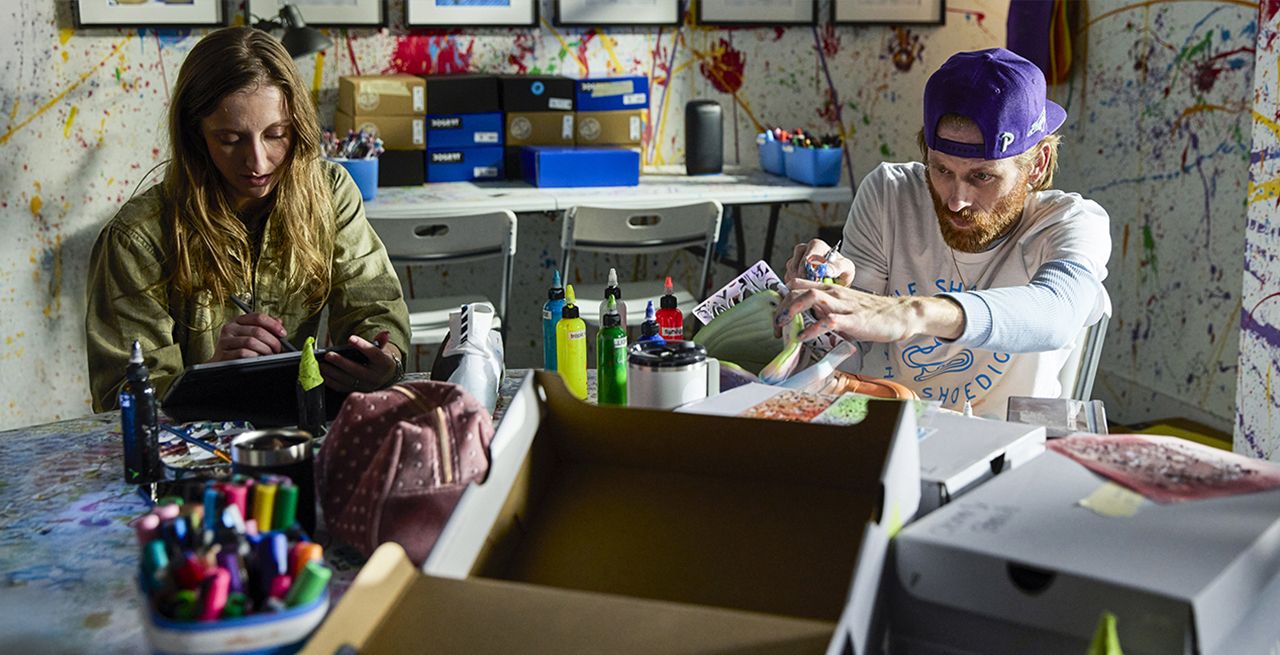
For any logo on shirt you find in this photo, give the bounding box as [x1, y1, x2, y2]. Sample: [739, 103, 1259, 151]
[901, 338, 974, 382]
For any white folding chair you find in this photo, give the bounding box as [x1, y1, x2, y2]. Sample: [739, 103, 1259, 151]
[1058, 313, 1109, 401]
[369, 211, 517, 347]
[560, 201, 723, 327]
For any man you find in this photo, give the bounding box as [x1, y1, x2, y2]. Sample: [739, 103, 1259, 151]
[776, 48, 1111, 418]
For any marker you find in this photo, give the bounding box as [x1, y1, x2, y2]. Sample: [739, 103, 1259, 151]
[273, 482, 298, 531]
[172, 589, 199, 620]
[216, 550, 245, 594]
[228, 294, 296, 352]
[135, 513, 160, 546]
[284, 560, 332, 607]
[202, 486, 221, 532]
[269, 574, 293, 600]
[222, 592, 248, 619]
[220, 482, 248, 522]
[252, 481, 277, 531]
[290, 541, 324, 578]
[142, 538, 170, 593]
[199, 568, 230, 621]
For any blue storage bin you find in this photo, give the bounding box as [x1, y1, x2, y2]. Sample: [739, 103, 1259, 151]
[783, 145, 842, 186]
[330, 157, 378, 201]
[756, 135, 785, 176]
[521, 146, 639, 187]
[143, 589, 329, 655]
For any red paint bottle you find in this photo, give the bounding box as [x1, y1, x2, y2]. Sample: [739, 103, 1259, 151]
[655, 276, 684, 341]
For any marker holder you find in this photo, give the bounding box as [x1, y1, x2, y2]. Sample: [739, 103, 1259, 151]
[329, 156, 378, 202]
[783, 145, 842, 187]
[756, 134, 786, 176]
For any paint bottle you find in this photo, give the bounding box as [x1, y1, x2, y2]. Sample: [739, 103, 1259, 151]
[596, 296, 628, 406]
[601, 268, 628, 331]
[542, 270, 566, 371]
[120, 340, 163, 484]
[637, 300, 666, 345]
[655, 276, 685, 341]
[555, 284, 588, 400]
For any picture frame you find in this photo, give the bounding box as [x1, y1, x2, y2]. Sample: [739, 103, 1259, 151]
[248, 0, 387, 28]
[698, 0, 816, 26]
[554, 0, 680, 26]
[405, 0, 538, 28]
[832, 0, 945, 25]
[73, 0, 232, 28]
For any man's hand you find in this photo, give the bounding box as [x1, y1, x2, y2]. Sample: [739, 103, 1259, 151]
[321, 331, 402, 393]
[783, 239, 855, 287]
[774, 279, 965, 343]
[208, 312, 290, 362]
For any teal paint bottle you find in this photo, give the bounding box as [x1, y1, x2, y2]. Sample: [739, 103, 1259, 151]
[542, 270, 566, 370]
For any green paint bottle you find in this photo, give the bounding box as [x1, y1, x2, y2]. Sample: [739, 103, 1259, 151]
[597, 296, 628, 406]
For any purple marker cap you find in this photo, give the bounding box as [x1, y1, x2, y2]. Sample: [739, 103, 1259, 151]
[923, 48, 1066, 160]
[216, 551, 244, 594]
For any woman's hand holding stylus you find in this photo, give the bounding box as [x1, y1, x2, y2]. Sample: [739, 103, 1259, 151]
[321, 331, 402, 393]
[208, 312, 291, 362]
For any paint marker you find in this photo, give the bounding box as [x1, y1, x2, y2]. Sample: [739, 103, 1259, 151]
[285, 560, 332, 608]
[542, 270, 566, 371]
[252, 481, 277, 531]
[199, 568, 230, 621]
[655, 277, 684, 341]
[273, 482, 299, 531]
[135, 513, 161, 546]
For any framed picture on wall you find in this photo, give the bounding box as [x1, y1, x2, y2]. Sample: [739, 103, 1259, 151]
[699, 0, 816, 26]
[405, 0, 538, 27]
[248, 0, 387, 27]
[832, 0, 945, 25]
[73, 0, 232, 28]
[554, 0, 680, 26]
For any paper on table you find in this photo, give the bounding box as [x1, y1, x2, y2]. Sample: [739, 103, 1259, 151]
[1079, 482, 1145, 518]
[1049, 434, 1280, 503]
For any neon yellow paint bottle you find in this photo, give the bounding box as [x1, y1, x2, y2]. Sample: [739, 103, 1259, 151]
[556, 284, 588, 399]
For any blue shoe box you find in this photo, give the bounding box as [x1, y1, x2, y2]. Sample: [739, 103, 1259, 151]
[574, 76, 649, 112]
[427, 146, 504, 182]
[520, 146, 639, 187]
[425, 112, 504, 148]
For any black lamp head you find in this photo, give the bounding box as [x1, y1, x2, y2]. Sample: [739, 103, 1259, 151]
[256, 3, 332, 59]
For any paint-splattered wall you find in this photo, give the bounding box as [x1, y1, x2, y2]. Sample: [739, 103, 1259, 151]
[1238, 3, 1279, 458]
[0, 0, 1261, 434]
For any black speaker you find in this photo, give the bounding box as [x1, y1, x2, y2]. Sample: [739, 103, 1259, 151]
[684, 100, 723, 175]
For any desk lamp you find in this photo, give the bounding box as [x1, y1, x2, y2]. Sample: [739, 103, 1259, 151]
[253, 4, 332, 59]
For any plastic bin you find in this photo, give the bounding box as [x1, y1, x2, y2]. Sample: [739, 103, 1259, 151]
[756, 134, 785, 176]
[783, 145, 842, 186]
[142, 589, 329, 655]
[330, 157, 378, 201]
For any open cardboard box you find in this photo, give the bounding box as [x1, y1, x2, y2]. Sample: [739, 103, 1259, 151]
[891, 450, 1280, 654]
[304, 371, 920, 654]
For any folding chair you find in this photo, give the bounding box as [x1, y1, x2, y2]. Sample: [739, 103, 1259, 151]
[1058, 313, 1109, 401]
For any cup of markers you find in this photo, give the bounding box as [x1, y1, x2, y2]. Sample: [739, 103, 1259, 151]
[133, 475, 330, 655]
[323, 129, 384, 202]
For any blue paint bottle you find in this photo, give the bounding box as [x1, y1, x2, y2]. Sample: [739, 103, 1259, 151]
[542, 270, 566, 370]
[120, 340, 162, 484]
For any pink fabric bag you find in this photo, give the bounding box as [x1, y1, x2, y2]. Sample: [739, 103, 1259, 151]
[317, 380, 494, 564]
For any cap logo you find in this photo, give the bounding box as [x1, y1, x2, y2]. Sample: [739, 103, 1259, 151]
[997, 132, 1015, 153]
[1026, 108, 1046, 138]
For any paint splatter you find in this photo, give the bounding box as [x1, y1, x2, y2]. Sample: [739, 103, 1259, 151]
[62, 106, 77, 139]
[29, 195, 42, 217]
[884, 29, 924, 73]
[699, 39, 745, 94]
[1141, 224, 1158, 274]
[388, 32, 474, 75]
[819, 24, 840, 58]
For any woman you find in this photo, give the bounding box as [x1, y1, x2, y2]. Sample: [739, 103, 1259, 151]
[86, 27, 410, 411]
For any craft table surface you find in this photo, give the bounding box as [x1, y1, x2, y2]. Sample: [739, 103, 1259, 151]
[0, 370, 572, 654]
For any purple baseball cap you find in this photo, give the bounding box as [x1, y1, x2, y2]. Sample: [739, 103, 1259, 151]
[923, 48, 1066, 160]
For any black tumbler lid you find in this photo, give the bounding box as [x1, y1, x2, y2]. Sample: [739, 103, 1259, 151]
[627, 340, 707, 368]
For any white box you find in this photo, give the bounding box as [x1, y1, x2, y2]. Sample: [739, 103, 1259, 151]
[891, 450, 1280, 655]
[917, 413, 1045, 514]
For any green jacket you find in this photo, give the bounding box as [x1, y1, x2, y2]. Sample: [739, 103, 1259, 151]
[85, 161, 411, 412]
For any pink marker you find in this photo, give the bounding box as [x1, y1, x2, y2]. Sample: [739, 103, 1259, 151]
[134, 513, 160, 546]
[153, 503, 181, 522]
[269, 574, 292, 600]
[199, 568, 230, 621]
[220, 483, 248, 523]
[244, 519, 258, 536]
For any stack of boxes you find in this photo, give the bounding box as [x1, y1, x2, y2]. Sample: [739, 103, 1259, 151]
[424, 75, 504, 183]
[335, 75, 426, 187]
[500, 75, 576, 180]
[574, 75, 648, 151]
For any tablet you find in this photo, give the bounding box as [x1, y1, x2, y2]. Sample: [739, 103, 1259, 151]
[161, 346, 369, 427]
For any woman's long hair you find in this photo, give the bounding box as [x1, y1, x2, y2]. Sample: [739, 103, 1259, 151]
[162, 27, 333, 320]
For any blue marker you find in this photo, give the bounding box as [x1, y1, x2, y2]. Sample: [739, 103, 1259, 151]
[542, 270, 566, 371]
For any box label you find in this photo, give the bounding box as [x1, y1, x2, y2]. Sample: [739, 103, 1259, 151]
[549, 97, 573, 111]
[430, 117, 461, 129]
[562, 115, 574, 140]
[431, 151, 464, 163]
[583, 81, 632, 97]
[623, 92, 646, 106]
[473, 166, 499, 178]
[579, 117, 601, 142]
[413, 87, 425, 113]
[474, 131, 500, 144]
[509, 116, 533, 141]
[629, 116, 641, 141]
[413, 119, 424, 145]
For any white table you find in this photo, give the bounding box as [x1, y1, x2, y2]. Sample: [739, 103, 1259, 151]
[363, 166, 853, 268]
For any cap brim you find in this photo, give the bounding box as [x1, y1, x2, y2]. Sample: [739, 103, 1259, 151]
[1045, 99, 1067, 134]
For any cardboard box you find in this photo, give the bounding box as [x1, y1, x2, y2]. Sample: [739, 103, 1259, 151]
[337, 74, 425, 116]
[505, 111, 575, 146]
[377, 149, 425, 187]
[499, 75, 575, 112]
[520, 146, 639, 187]
[576, 75, 649, 112]
[425, 112, 503, 148]
[424, 74, 501, 115]
[891, 450, 1280, 654]
[303, 372, 923, 655]
[679, 384, 1045, 515]
[575, 109, 645, 146]
[426, 146, 503, 182]
[916, 413, 1045, 514]
[334, 111, 424, 151]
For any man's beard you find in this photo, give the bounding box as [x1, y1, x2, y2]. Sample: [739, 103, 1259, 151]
[927, 172, 1029, 253]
